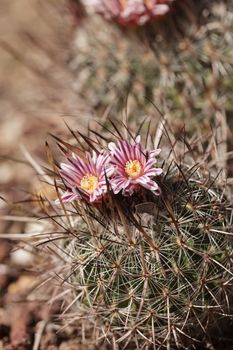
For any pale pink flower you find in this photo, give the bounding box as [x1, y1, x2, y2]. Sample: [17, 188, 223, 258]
[83, 0, 173, 26]
[108, 136, 162, 195]
[58, 151, 113, 203]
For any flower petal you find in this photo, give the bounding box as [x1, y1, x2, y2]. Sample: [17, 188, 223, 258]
[57, 150, 112, 203]
[109, 135, 162, 196]
[55, 191, 79, 204]
[136, 176, 159, 191]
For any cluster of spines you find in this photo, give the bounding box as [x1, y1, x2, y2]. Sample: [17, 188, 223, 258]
[57, 161, 232, 349]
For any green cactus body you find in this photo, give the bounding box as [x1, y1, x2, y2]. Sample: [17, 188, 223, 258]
[61, 164, 232, 349]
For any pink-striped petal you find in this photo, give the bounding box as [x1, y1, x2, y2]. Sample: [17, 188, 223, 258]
[57, 150, 113, 204]
[109, 135, 163, 196]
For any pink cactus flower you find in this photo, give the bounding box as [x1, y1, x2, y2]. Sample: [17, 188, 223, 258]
[58, 151, 113, 203]
[83, 0, 173, 26]
[108, 136, 162, 195]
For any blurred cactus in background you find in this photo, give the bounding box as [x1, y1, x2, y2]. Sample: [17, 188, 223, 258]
[68, 0, 232, 139]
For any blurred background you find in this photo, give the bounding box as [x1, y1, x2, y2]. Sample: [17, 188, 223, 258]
[0, 2, 84, 349]
[0, 0, 78, 204]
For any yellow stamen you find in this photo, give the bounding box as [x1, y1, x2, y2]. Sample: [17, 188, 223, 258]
[80, 174, 98, 193]
[125, 160, 142, 179]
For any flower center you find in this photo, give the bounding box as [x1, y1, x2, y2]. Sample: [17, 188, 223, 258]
[80, 174, 98, 193]
[125, 160, 142, 179]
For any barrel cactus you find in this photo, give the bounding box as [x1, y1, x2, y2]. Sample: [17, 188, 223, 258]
[68, 0, 232, 134]
[49, 122, 232, 349]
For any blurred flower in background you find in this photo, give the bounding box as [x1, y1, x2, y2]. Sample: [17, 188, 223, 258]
[83, 0, 174, 25]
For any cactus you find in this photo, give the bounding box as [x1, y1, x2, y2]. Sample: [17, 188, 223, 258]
[47, 122, 233, 349]
[68, 0, 232, 133]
